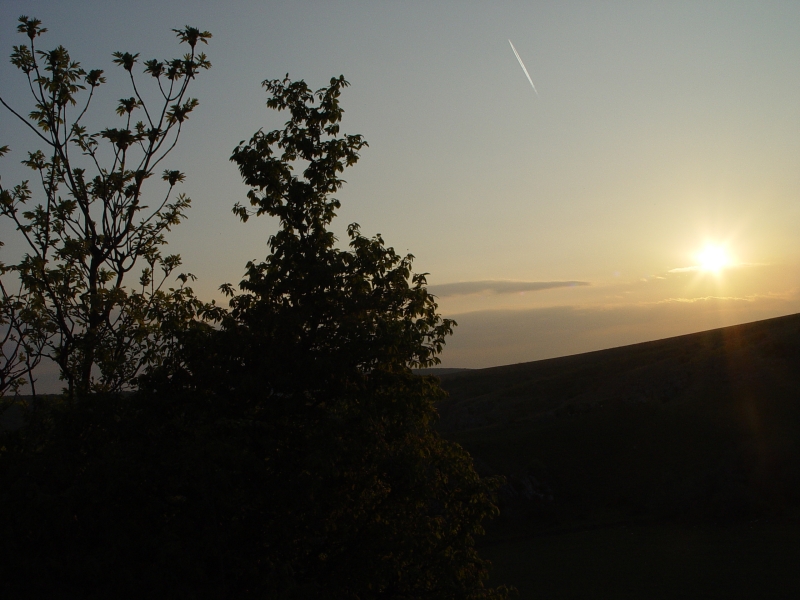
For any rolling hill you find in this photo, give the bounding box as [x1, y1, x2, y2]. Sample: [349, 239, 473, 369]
[434, 312, 800, 597]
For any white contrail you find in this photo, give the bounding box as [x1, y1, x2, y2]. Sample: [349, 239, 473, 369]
[508, 39, 538, 95]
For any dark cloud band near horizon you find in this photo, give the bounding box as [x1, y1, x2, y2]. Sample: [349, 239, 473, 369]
[428, 280, 590, 297]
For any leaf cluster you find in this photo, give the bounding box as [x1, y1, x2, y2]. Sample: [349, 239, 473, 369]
[0, 17, 213, 397]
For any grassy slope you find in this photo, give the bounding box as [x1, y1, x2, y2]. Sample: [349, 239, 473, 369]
[436, 313, 800, 597]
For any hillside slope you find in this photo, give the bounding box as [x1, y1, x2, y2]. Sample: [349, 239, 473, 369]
[437, 313, 800, 525]
[436, 313, 800, 597]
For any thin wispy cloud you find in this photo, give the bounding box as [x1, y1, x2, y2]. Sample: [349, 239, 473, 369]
[668, 262, 766, 274]
[428, 280, 589, 297]
[655, 295, 757, 304]
[668, 266, 706, 273]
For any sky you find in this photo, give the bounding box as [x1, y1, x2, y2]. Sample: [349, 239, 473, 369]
[2, 0, 799, 377]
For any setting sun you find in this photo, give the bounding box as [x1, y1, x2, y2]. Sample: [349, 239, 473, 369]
[696, 245, 731, 273]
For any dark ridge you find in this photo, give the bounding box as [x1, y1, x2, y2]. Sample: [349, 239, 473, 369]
[435, 312, 800, 595]
[437, 312, 800, 433]
[413, 367, 474, 376]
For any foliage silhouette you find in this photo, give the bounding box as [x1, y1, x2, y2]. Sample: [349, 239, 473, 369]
[143, 74, 513, 598]
[0, 17, 213, 398]
[0, 237, 49, 396]
[0, 27, 512, 599]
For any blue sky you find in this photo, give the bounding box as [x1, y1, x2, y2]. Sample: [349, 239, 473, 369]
[2, 1, 799, 377]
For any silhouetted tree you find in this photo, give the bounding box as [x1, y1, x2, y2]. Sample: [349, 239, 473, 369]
[144, 74, 512, 597]
[0, 17, 213, 398]
[0, 27, 511, 598]
[0, 241, 49, 396]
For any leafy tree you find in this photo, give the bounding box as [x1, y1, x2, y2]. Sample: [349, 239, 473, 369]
[0, 17, 212, 398]
[0, 227, 50, 397]
[0, 23, 511, 597]
[142, 74, 513, 598]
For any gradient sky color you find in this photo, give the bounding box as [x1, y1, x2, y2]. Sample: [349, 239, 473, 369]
[2, 1, 799, 377]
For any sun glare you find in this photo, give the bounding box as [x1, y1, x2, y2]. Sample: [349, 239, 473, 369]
[696, 245, 730, 273]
